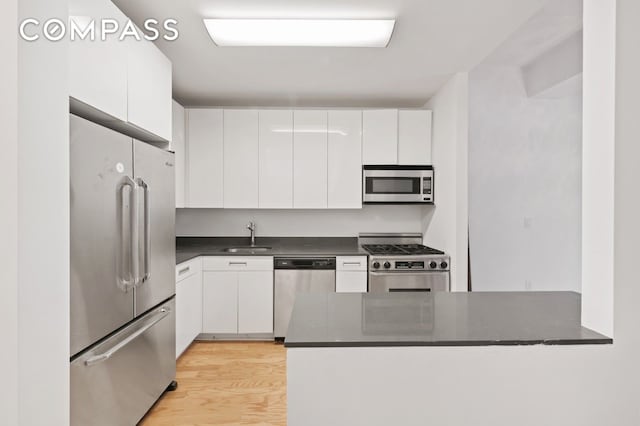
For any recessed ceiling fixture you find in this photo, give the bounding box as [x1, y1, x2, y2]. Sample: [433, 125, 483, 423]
[203, 19, 396, 47]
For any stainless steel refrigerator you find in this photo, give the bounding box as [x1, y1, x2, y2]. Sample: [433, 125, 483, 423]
[69, 114, 176, 426]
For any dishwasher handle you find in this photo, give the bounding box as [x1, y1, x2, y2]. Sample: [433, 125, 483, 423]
[274, 257, 336, 270]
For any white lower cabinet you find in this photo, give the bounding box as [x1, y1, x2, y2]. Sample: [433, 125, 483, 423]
[238, 271, 274, 333]
[336, 256, 368, 293]
[202, 257, 274, 335]
[202, 271, 239, 334]
[176, 258, 203, 358]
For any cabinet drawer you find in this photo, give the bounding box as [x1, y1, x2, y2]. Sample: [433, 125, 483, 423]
[336, 256, 368, 271]
[176, 257, 201, 282]
[202, 256, 274, 271]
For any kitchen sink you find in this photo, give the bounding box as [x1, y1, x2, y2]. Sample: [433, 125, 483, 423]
[223, 246, 272, 253]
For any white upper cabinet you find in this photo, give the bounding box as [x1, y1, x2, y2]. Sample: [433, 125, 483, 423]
[181, 107, 431, 209]
[224, 110, 260, 208]
[127, 37, 172, 142]
[69, 0, 128, 121]
[259, 110, 293, 208]
[172, 101, 186, 208]
[398, 110, 432, 165]
[328, 110, 362, 209]
[293, 110, 328, 209]
[69, 0, 173, 142]
[187, 109, 224, 208]
[362, 109, 398, 165]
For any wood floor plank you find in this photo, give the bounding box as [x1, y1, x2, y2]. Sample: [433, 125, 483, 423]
[139, 341, 286, 426]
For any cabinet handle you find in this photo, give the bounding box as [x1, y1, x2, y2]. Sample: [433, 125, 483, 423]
[178, 266, 190, 275]
[229, 262, 247, 266]
[343, 262, 362, 266]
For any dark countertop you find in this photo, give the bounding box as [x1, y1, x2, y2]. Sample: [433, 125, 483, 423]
[284, 291, 612, 347]
[176, 236, 368, 265]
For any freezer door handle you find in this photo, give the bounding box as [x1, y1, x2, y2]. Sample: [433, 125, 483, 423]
[117, 176, 138, 292]
[136, 178, 151, 284]
[84, 306, 171, 367]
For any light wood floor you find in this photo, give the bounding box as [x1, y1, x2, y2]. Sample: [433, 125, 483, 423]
[140, 341, 287, 426]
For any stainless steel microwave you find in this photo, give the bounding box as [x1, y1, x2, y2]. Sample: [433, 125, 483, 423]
[363, 165, 434, 204]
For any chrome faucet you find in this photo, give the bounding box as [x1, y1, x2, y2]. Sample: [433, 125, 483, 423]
[247, 221, 256, 246]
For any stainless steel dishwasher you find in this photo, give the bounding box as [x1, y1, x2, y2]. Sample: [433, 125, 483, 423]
[274, 257, 336, 339]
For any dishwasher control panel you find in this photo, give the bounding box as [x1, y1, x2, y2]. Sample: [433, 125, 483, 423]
[274, 257, 336, 270]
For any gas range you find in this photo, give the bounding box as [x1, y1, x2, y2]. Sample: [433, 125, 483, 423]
[359, 233, 450, 292]
[362, 244, 449, 272]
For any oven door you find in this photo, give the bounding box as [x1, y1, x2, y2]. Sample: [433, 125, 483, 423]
[368, 271, 449, 293]
[363, 168, 433, 203]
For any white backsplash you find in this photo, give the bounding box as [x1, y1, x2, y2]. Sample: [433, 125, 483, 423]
[176, 205, 429, 237]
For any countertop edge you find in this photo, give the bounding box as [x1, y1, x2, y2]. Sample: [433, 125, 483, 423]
[284, 337, 614, 348]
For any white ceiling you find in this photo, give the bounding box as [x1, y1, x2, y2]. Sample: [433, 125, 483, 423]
[480, 0, 583, 67]
[114, 0, 550, 107]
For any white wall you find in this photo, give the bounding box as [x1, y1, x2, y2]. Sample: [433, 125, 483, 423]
[1, 0, 19, 423]
[423, 73, 469, 292]
[176, 206, 426, 237]
[468, 65, 582, 292]
[581, 0, 616, 337]
[17, 0, 70, 424]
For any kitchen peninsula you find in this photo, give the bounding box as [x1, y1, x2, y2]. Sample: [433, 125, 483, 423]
[285, 292, 612, 426]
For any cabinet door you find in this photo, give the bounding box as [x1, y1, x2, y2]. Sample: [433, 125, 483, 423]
[224, 110, 260, 208]
[172, 101, 186, 208]
[238, 271, 274, 334]
[362, 109, 398, 165]
[187, 109, 224, 207]
[127, 37, 172, 141]
[336, 256, 368, 293]
[69, 0, 127, 121]
[176, 263, 202, 358]
[293, 110, 328, 208]
[259, 110, 293, 208]
[398, 110, 432, 165]
[336, 271, 368, 293]
[328, 110, 362, 208]
[202, 271, 238, 333]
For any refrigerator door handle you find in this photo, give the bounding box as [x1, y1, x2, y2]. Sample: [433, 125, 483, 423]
[136, 178, 151, 283]
[117, 176, 138, 292]
[84, 306, 171, 367]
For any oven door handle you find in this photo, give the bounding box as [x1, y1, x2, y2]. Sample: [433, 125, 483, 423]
[369, 271, 447, 277]
[388, 288, 432, 292]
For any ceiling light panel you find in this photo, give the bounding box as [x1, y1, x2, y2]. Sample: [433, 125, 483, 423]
[203, 19, 396, 47]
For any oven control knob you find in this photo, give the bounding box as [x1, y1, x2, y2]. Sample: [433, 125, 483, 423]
[429, 261, 438, 269]
[440, 261, 448, 269]
[373, 261, 380, 269]
[383, 261, 391, 269]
